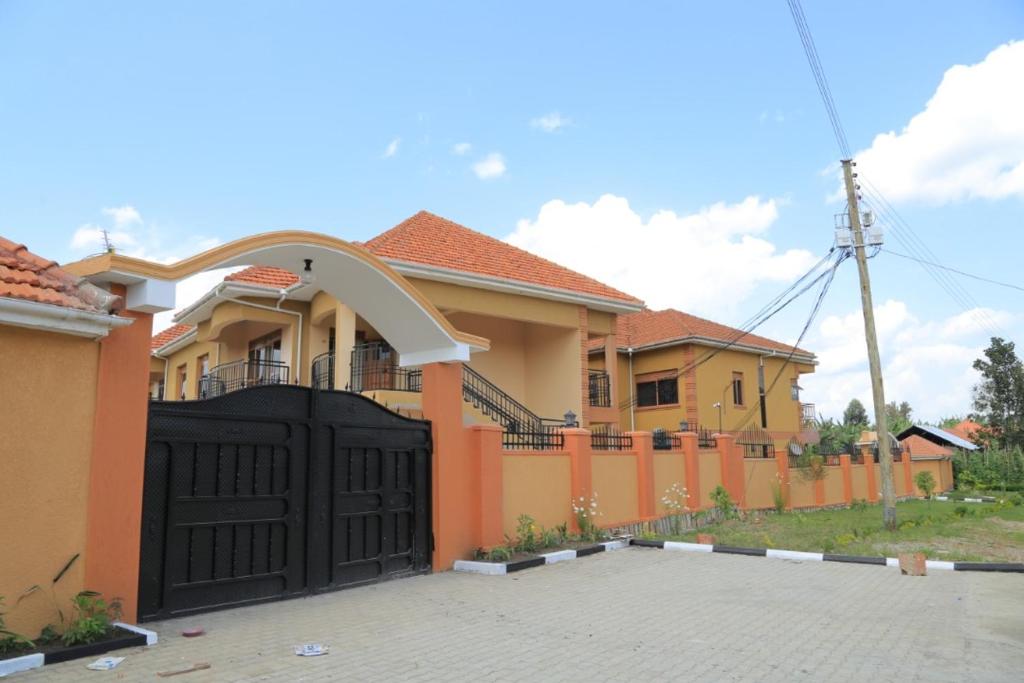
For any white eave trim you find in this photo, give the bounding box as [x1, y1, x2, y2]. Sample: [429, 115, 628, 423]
[383, 259, 644, 314]
[0, 297, 133, 339]
[173, 282, 295, 324]
[152, 327, 198, 357]
[593, 335, 817, 365]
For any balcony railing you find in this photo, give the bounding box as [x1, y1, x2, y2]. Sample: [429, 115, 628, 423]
[801, 403, 816, 428]
[588, 370, 611, 408]
[199, 359, 290, 398]
[350, 342, 422, 393]
[311, 351, 335, 390]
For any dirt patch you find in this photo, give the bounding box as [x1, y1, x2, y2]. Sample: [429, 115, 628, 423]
[988, 518, 1024, 532]
[877, 533, 1024, 563]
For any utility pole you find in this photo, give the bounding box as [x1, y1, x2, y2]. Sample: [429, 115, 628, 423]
[841, 158, 897, 529]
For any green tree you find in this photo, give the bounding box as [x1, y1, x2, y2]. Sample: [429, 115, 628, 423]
[972, 338, 1024, 449]
[814, 417, 861, 454]
[883, 401, 913, 435]
[842, 398, 869, 428]
[914, 471, 936, 499]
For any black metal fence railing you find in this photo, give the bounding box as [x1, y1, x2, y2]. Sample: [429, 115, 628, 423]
[199, 359, 290, 398]
[311, 351, 335, 390]
[821, 453, 842, 467]
[502, 424, 566, 451]
[591, 427, 633, 451]
[462, 365, 544, 435]
[697, 426, 717, 449]
[653, 429, 681, 450]
[588, 370, 611, 408]
[736, 427, 776, 459]
[349, 342, 422, 393]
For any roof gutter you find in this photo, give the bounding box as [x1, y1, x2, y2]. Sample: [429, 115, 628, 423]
[593, 335, 817, 365]
[172, 281, 301, 324]
[0, 296, 134, 339]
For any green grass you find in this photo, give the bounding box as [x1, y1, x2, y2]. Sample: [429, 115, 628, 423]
[657, 499, 1024, 563]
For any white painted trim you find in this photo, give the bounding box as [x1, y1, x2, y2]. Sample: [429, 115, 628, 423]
[663, 541, 713, 553]
[766, 549, 823, 562]
[385, 259, 644, 313]
[0, 297, 133, 339]
[453, 560, 507, 575]
[0, 653, 44, 677]
[112, 621, 159, 646]
[153, 327, 198, 357]
[926, 560, 955, 571]
[541, 549, 576, 564]
[886, 557, 900, 568]
[399, 343, 473, 366]
[173, 282, 287, 324]
[604, 336, 817, 366]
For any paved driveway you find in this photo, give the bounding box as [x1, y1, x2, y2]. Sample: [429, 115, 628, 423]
[17, 548, 1024, 681]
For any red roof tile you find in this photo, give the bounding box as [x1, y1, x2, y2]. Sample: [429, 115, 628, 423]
[945, 419, 983, 443]
[0, 236, 120, 313]
[224, 265, 299, 288]
[363, 211, 642, 304]
[151, 323, 194, 350]
[592, 308, 814, 357]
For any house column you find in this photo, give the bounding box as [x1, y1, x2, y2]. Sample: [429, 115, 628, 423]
[604, 333, 618, 411]
[85, 302, 153, 623]
[578, 306, 590, 427]
[333, 302, 356, 391]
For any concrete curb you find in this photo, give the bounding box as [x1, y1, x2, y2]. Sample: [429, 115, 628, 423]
[629, 539, 1024, 573]
[453, 539, 630, 575]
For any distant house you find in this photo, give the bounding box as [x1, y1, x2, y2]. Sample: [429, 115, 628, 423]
[944, 419, 984, 446]
[897, 424, 979, 457]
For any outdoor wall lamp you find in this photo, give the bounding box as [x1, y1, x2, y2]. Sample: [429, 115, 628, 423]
[300, 258, 314, 285]
[563, 410, 577, 428]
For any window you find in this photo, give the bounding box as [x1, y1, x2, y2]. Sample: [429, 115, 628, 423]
[732, 372, 744, 406]
[635, 372, 679, 408]
[177, 364, 187, 401]
[248, 331, 284, 384]
[790, 380, 800, 401]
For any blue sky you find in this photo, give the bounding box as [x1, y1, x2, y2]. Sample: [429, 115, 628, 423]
[1, 1, 1022, 421]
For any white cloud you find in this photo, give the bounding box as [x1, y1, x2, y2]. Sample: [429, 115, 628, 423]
[851, 41, 1024, 203]
[452, 142, 472, 155]
[102, 205, 142, 226]
[70, 224, 137, 251]
[530, 112, 571, 133]
[382, 137, 401, 158]
[801, 302, 1013, 423]
[506, 194, 817, 316]
[472, 152, 506, 180]
[152, 267, 243, 333]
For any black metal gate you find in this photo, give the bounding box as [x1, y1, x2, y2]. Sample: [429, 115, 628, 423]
[138, 385, 431, 622]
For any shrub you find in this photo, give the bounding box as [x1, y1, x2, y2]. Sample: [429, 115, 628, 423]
[954, 505, 970, 518]
[915, 471, 937, 499]
[514, 514, 539, 554]
[769, 473, 786, 514]
[660, 482, 690, 536]
[572, 495, 605, 543]
[1004, 492, 1023, 506]
[486, 546, 512, 562]
[710, 485, 736, 519]
[851, 499, 868, 512]
[62, 591, 121, 647]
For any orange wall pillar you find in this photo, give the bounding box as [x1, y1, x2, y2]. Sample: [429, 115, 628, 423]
[421, 361, 475, 570]
[470, 424, 504, 549]
[716, 434, 745, 508]
[775, 447, 792, 510]
[839, 454, 853, 505]
[85, 307, 153, 623]
[862, 446, 878, 502]
[629, 432, 655, 519]
[679, 432, 700, 511]
[563, 428, 593, 529]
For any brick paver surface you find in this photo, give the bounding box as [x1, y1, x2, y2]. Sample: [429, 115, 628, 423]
[16, 548, 1024, 681]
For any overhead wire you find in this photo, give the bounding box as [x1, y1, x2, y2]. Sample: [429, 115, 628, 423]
[878, 248, 1024, 294]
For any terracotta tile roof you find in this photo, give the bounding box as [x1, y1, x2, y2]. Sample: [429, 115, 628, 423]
[151, 323, 194, 350]
[592, 308, 814, 357]
[224, 265, 299, 288]
[946, 419, 983, 443]
[0, 236, 120, 313]
[901, 434, 953, 458]
[363, 211, 642, 304]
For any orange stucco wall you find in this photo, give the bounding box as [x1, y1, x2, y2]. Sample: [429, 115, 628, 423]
[789, 476, 817, 508]
[743, 459, 779, 510]
[502, 452, 573, 535]
[697, 450, 723, 508]
[592, 454, 639, 525]
[0, 326, 99, 636]
[652, 452, 687, 514]
[910, 459, 954, 495]
[823, 466, 844, 502]
[850, 464, 869, 501]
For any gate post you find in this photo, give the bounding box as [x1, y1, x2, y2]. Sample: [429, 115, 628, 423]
[679, 432, 701, 510]
[562, 428, 593, 531]
[628, 432, 655, 519]
[86, 304, 152, 623]
[420, 362, 475, 570]
[863, 444, 878, 502]
[840, 454, 853, 505]
[716, 434, 745, 509]
[470, 424, 504, 548]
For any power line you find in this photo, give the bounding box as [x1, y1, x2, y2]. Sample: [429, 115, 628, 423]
[880, 248, 1024, 294]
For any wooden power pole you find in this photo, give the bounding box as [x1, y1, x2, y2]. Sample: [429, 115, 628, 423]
[841, 159, 897, 529]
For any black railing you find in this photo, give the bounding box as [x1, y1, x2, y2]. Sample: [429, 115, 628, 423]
[736, 427, 776, 459]
[697, 426, 717, 449]
[591, 427, 633, 451]
[503, 424, 566, 451]
[653, 429, 681, 450]
[311, 351, 335, 390]
[588, 370, 611, 408]
[350, 342, 422, 393]
[822, 453, 842, 467]
[199, 359, 290, 398]
[463, 365, 545, 434]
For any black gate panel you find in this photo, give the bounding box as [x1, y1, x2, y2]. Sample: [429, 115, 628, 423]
[139, 386, 431, 622]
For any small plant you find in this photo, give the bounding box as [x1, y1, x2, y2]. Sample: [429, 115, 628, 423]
[539, 526, 561, 549]
[769, 473, 786, 513]
[514, 514, 539, 554]
[61, 591, 121, 647]
[1004, 492, 1023, 506]
[915, 471, 937, 499]
[850, 499, 868, 512]
[953, 505, 970, 518]
[572, 494, 605, 543]
[709, 485, 736, 519]
[0, 596, 34, 656]
[486, 546, 512, 562]
[660, 482, 690, 536]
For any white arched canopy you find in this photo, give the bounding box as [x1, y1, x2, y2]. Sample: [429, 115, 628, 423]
[65, 231, 489, 365]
